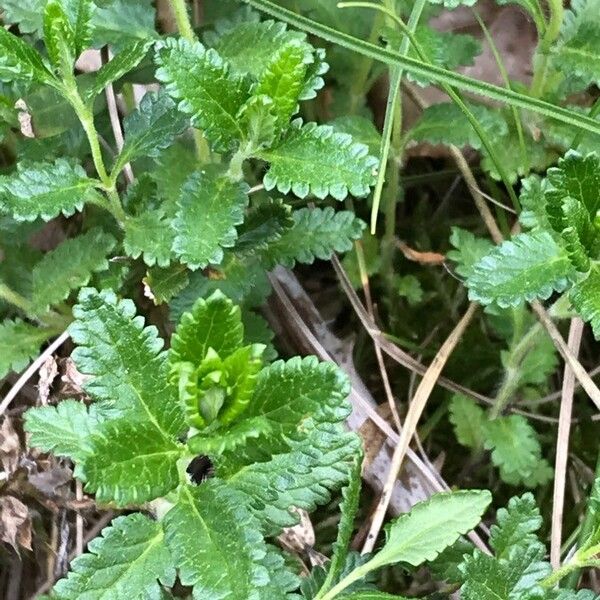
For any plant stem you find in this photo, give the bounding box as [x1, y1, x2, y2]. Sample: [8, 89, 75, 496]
[168, 0, 211, 161]
[490, 320, 543, 418]
[0, 283, 34, 314]
[318, 560, 373, 600]
[169, 0, 196, 42]
[530, 0, 564, 98]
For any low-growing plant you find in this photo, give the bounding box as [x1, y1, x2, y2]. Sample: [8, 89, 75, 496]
[2, 0, 600, 597]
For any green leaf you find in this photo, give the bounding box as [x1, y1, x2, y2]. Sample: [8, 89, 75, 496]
[155, 37, 251, 151]
[459, 544, 549, 600]
[449, 394, 486, 450]
[547, 150, 600, 222]
[0, 319, 52, 378]
[143, 264, 189, 305]
[24, 399, 100, 463]
[43, 0, 76, 69]
[253, 41, 309, 127]
[234, 198, 293, 254]
[124, 209, 175, 267]
[570, 266, 600, 339]
[70, 288, 184, 436]
[263, 207, 365, 268]
[82, 419, 183, 505]
[367, 491, 491, 570]
[163, 481, 286, 598]
[170, 291, 244, 366]
[320, 455, 363, 597]
[206, 16, 308, 79]
[0, 159, 101, 222]
[49, 513, 175, 599]
[69, 0, 95, 54]
[330, 116, 382, 156]
[0, 26, 54, 84]
[551, 0, 600, 90]
[173, 167, 249, 269]
[244, 0, 600, 137]
[257, 120, 378, 200]
[544, 152, 600, 270]
[482, 415, 553, 486]
[1, 0, 45, 34]
[229, 424, 361, 530]
[117, 92, 189, 169]
[519, 175, 548, 230]
[447, 227, 494, 280]
[409, 101, 508, 150]
[170, 255, 270, 319]
[84, 40, 152, 101]
[465, 231, 575, 307]
[489, 493, 543, 559]
[405, 26, 481, 87]
[31, 228, 116, 313]
[91, 0, 158, 49]
[242, 355, 351, 453]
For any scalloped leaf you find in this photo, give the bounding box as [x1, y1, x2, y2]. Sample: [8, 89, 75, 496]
[254, 41, 308, 127]
[205, 15, 312, 80]
[170, 291, 244, 367]
[0, 159, 102, 222]
[449, 394, 486, 450]
[82, 418, 183, 505]
[117, 91, 189, 169]
[163, 481, 294, 597]
[551, 0, 600, 90]
[234, 198, 293, 254]
[0, 26, 54, 83]
[124, 209, 175, 267]
[24, 399, 101, 463]
[228, 423, 361, 530]
[262, 207, 365, 268]
[482, 415, 553, 486]
[0, 319, 52, 379]
[546, 150, 600, 220]
[173, 166, 249, 270]
[256, 120, 378, 200]
[155, 37, 251, 151]
[84, 39, 152, 100]
[465, 231, 575, 307]
[43, 0, 76, 69]
[570, 266, 600, 339]
[489, 493, 543, 559]
[31, 228, 116, 313]
[48, 513, 175, 599]
[409, 101, 508, 150]
[70, 288, 184, 436]
[143, 264, 189, 305]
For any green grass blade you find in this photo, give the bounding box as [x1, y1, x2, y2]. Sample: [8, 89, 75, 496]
[243, 0, 600, 137]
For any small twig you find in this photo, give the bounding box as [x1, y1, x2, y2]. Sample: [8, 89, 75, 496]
[249, 184, 265, 194]
[75, 480, 84, 557]
[354, 240, 402, 431]
[551, 317, 584, 569]
[102, 47, 134, 185]
[531, 365, 600, 405]
[0, 331, 70, 417]
[532, 302, 600, 411]
[362, 302, 478, 554]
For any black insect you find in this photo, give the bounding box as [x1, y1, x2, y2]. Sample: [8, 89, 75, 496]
[186, 455, 215, 485]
